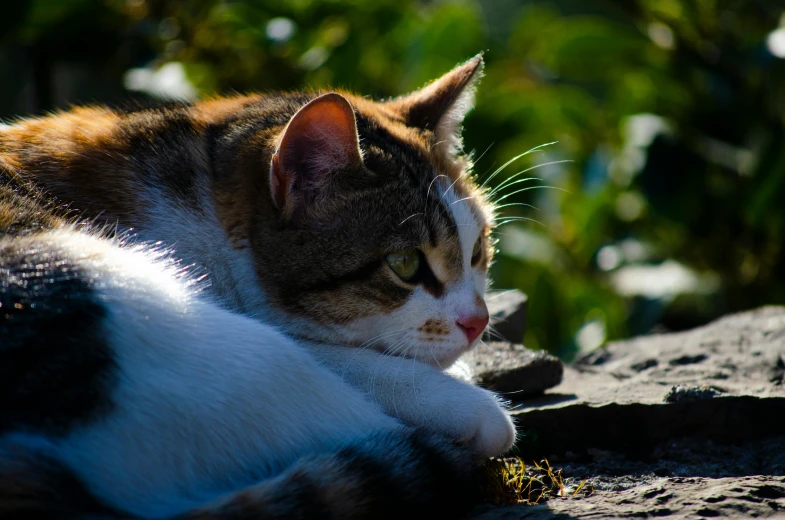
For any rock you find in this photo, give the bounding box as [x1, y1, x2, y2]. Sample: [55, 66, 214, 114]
[512, 306, 785, 458]
[663, 384, 724, 403]
[485, 289, 528, 344]
[472, 306, 785, 519]
[470, 342, 563, 396]
[471, 475, 785, 519]
[466, 289, 560, 395]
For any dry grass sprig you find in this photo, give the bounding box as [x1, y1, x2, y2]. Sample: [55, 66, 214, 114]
[481, 457, 594, 505]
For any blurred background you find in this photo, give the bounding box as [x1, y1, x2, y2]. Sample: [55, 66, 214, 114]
[2, 0, 784, 360]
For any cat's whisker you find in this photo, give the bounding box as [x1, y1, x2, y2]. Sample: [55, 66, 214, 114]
[340, 329, 410, 378]
[424, 174, 449, 217]
[495, 216, 545, 227]
[484, 289, 517, 301]
[493, 184, 570, 205]
[355, 328, 410, 351]
[487, 160, 572, 198]
[399, 213, 425, 225]
[479, 142, 557, 189]
[488, 177, 539, 199]
[428, 139, 450, 153]
[486, 163, 544, 194]
[368, 338, 409, 396]
[439, 176, 463, 204]
[472, 141, 495, 167]
[479, 150, 539, 190]
[493, 202, 540, 211]
[426, 345, 445, 372]
[450, 195, 480, 206]
[484, 325, 510, 342]
[443, 222, 487, 232]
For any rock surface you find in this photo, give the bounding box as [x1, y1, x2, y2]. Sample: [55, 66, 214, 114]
[470, 305, 785, 519]
[485, 289, 528, 344]
[470, 341, 563, 396]
[472, 475, 785, 519]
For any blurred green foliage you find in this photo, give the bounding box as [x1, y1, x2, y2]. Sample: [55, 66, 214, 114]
[2, 0, 784, 359]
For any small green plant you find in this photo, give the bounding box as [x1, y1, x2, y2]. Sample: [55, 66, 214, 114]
[481, 457, 593, 505]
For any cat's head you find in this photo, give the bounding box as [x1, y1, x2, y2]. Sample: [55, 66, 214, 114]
[246, 56, 493, 367]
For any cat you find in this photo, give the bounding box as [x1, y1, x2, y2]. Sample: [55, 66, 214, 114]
[0, 54, 516, 519]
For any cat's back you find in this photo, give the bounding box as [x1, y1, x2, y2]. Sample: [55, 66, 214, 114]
[1, 105, 205, 231]
[0, 136, 62, 239]
[0, 93, 316, 234]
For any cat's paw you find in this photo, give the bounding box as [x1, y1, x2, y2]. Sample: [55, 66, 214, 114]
[453, 387, 516, 457]
[413, 383, 516, 457]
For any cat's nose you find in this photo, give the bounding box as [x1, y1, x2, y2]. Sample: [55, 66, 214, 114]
[456, 313, 489, 344]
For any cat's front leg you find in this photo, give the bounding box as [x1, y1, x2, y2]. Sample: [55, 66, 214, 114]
[307, 344, 516, 458]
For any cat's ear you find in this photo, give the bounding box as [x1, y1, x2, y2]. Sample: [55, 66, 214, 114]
[386, 54, 484, 155]
[270, 92, 363, 217]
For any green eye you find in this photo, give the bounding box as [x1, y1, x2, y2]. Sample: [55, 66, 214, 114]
[386, 250, 420, 281]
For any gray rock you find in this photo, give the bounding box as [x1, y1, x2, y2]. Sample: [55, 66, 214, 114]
[471, 474, 785, 519]
[485, 290, 528, 344]
[469, 342, 563, 396]
[472, 306, 785, 519]
[663, 384, 724, 403]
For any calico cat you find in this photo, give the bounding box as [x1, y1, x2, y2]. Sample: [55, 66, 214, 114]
[0, 55, 516, 518]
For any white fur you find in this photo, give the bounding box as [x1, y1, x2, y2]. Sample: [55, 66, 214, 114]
[133, 182, 269, 317]
[10, 230, 400, 518]
[435, 79, 478, 157]
[309, 344, 515, 458]
[437, 177, 486, 291]
[7, 224, 513, 518]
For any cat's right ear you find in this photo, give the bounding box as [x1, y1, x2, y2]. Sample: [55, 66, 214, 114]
[270, 93, 363, 219]
[385, 54, 484, 157]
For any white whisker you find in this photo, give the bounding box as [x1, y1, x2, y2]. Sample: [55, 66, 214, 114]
[368, 338, 409, 397]
[440, 176, 463, 203]
[479, 142, 557, 189]
[495, 216, 545, 227]
[426, 344, 444, 371]
[450, 195, 479, 206]
[340, 329, 409, 378]
[493, 201, 540, 211]
[484, 289, 517, 301]
[493, 184, 569, 205]
[425, 174, 449, 224]
[488, 160, 572, 198]
[399, 213, 425, 225]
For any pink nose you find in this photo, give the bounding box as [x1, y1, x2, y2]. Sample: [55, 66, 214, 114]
[456, 313, 489, 344]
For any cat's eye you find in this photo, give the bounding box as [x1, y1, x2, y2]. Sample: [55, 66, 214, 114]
[471, 237, 483, 266]
[386, 250, 420, 282]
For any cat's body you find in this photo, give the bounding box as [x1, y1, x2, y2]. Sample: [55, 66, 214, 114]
[0, 56, 516, 518]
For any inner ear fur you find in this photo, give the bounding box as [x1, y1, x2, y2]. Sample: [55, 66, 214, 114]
[270, 92, 363, 217]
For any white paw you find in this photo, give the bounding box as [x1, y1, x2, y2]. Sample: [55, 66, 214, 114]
[409, 382, 516, 457]
[455, 387, 516, 457]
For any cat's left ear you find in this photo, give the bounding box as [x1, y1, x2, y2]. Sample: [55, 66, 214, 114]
[386, 54, 484, 155]
[270, 92, 363, 218]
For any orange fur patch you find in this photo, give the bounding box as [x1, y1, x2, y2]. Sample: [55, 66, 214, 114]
[418, 318, 451, 336]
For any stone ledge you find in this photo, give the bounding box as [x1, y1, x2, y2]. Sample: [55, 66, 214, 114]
[470, 306, 785, 519]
